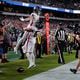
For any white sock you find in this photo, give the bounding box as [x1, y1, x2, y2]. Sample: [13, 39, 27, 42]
[31, 53, 36, 65]
[26, 53, 33, 67]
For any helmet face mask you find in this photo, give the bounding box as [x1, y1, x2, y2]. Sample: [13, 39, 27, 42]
[33, 6, 41, 14]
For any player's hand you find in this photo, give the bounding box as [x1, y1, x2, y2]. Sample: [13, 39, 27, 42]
[20, 17, 24, 21]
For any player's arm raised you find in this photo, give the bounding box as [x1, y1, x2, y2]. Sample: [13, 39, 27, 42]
[20, 15, 32, 22]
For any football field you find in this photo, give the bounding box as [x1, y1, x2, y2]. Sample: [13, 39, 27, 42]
[0, 51, 76, 80]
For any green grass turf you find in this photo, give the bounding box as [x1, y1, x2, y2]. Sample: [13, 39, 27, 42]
[0, 51, 76, 80]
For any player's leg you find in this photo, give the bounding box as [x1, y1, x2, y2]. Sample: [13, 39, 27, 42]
[31, 52, 36, 67]
[22, 39, 28, 53]
[14, 31, 27, 53]
[22, 33, 30, 53]
[26, 52, 33, 69]
[76, 50, 80, 70]
[70, 50, 80, 74]
[31, 37, 36, 66]
[25, 39, 34, 69]
[26, 37, 36, 69]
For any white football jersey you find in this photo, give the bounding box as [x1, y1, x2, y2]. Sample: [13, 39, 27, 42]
[30, 12, 39, 27]
[25, 12, 40, 37]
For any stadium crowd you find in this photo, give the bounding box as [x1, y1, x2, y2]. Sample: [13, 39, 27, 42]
[12, 0, 80, 9]
[0, 0, 80, 66]
[0, 14, 80, 65]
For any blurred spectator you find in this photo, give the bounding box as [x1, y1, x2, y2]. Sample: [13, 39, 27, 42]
[67, 33, 75, 54]
[11, 0, 80, 9]
[41, 34, 47, 55]
[36, 32, 42, 58]
[75, 33, 80, 58]
[1, 26, 11, 63]
[0, 24, 4, 63]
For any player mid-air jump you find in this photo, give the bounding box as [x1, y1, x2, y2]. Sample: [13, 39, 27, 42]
[14, 6, 41, 69]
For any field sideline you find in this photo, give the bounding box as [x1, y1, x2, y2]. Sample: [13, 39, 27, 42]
[0, 51, 76, 80]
